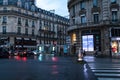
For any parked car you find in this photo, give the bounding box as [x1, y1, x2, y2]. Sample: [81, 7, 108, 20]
[0, 48, 9, 58]
[19, 50, 27, 57]
[26, 50, 34, 57]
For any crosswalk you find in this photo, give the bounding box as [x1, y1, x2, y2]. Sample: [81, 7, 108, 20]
[88, 60, 120, 80]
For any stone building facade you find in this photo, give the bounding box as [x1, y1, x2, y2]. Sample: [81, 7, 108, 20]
[0, 0, 69, 54]
[67, 0, 120, 57]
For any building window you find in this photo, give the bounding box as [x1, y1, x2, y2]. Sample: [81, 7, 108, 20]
[93, 0, 98, 7]
[32, 21, 35, 27]
[111, 0, 116, 3]
[72, 18, 75, 25]
[112, 11, 118, 22]
[32, 29, 34, 36]
[25, 28, 28, 35]
[25, 19, 28, 26]
[3, 0, 8, 5]
[31, 5, 35, 11]
[17, 27, 21, 34]
[3, 7, 7, 11]
[80, 1, 85, 9]
[72, 6, 75, 16]
[93, 14, 99, 23]
[18, 18, 21, 25]
[2, 16, 7, 23]
[2, 26, 6, 34]
[81, 16, 86, 24]
[17, 0, 22, 7]
[25, 2, 29, 9]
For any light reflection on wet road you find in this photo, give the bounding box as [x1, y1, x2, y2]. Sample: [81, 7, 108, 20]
[0, 54, 96, 80]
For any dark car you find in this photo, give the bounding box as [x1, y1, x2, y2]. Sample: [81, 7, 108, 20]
[19, 50, 27, 57]
[0, 48, 9, 58]
[26, 51, 34, 57]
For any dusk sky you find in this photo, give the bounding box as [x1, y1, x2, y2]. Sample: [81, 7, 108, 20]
[36, 0, 69, 17]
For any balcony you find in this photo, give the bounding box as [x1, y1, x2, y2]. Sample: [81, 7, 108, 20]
[0, 10, 38, 19]
[110, 3, 119, 10]
[67, 20, 120, 32]
[39, 29, 56, 34]
[91, 7, 101, 13]
[0, 32, 37, 38]
[79, 9, 86, 15]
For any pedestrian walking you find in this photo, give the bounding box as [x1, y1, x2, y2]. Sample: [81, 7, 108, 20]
[83, 50, 86, 56]
[77, 48, 83, 61]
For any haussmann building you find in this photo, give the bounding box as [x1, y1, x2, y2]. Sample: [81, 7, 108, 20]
[0, 0, 69, 54]
[67, 0, 120, 58]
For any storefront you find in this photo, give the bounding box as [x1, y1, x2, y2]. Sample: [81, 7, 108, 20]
[111, 37, 120, 55]
[15, 37, 37, 50]
[81, 29, 101, 52]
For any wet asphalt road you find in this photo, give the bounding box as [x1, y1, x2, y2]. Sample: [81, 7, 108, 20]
[0, 54, 96, 80]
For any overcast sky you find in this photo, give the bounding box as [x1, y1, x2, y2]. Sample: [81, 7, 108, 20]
[36, 0, 69, 17]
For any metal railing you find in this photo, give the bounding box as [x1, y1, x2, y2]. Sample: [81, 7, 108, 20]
[67, 20, 120, 31]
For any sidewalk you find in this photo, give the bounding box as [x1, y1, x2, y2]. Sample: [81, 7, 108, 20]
[72, 56, 98, 80]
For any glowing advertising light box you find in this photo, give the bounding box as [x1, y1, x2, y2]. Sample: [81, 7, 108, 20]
[82, 35, 94, 51]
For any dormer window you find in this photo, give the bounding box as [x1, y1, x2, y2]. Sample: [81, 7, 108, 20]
[3, 0, 8, 5]
[25, 2, 29, 10]
[31, 5, 35, 11]
[17, 0, 22, 7]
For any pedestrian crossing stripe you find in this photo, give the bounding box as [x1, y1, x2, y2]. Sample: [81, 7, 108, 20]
[88, 64, 120, 79]
[98, 78, 120, 80]
[92, 70, 120, 73]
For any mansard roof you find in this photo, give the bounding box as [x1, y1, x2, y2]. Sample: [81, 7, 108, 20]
[0, 0, 38, 12]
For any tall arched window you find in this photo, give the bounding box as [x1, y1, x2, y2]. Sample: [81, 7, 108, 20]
[3, 0, 8, 5]
[17, 0, 22, 7]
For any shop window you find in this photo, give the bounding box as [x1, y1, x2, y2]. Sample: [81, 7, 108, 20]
[82, 35, 94, 51]
[111, 29, 120, 37]
[112, 41, 118, 53]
